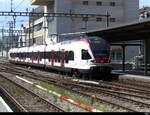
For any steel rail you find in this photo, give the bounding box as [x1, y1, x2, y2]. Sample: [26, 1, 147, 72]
[0, 62, 149, 112]
[0, 86, 28, 112]
[0, 74, 65, 112]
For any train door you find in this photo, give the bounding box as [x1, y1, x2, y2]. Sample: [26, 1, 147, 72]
[32, 52, 34, 63]
[51, 51, 54, 66]
[38, 51, 40, 64]
[23, 53, 25, 62]
[61, 51, 65, 67]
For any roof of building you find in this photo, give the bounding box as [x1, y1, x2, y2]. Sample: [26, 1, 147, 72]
[29, 0, 53, 5]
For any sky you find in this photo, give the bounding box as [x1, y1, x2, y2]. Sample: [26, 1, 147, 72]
[0, 0, 37, 28]
[140, 0, 150, 8]
[0, 0, 149, 29]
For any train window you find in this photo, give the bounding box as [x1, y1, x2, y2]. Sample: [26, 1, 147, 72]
[18, 53, 20, 58]
[27, 53, 29, 58]
[45, 52, 51, 61]
[40, 52, 44, 60]
[44, 52, 46, 59]
[11, 53, 13, 58]
[29, 53, 32, 59]
[65, 51, 69, 63]
[51, 51, 54, 59]
[23, 53, 26, 59]
[20, 53, 22, 59]
[17, 53, 19, 58]
[34, 52, 38, 60]
[58, 52, 60, 63]
[68, 51, 74, 60]
[10, 53, 12, 58]
[54, 52, 57, 62]
[22, 53, 24, 59]
[55, 52, 60, 63]
[21, 53, 23, 59]
[48, 52, 51, 61]
[22, 53, 23, 59]
[83, 1, 88, 5]
[45, 52, 48, 59]
[32, 52, 34, 59]
[82, 49, 91, 60]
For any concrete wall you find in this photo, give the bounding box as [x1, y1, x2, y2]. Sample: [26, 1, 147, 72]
[124, 0, 139, 22]
[55, 0, 73, 34]
[46, 0, 139, 34]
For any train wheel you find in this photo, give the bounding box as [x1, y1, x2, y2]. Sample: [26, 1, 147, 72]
[73, 69, 82, 78]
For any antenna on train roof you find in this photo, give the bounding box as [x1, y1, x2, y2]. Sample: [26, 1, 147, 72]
[59, 32, 87, 42]
[59, 32, 86, 36]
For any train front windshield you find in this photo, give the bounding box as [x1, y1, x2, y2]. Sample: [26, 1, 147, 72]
[88, 37, 110, 58]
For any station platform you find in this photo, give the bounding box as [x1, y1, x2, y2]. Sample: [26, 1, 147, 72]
[0, 96, 13, 112]
[112, 70, 150, 83]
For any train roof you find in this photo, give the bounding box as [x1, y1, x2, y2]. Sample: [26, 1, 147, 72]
[28, 45, 46, 52]
[9, 36, 106, 53]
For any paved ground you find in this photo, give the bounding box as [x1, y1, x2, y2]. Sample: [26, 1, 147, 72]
[0, 96, 13, 112]
[112, 70, 150, 82]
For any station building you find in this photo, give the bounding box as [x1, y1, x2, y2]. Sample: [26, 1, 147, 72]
[23, 0, 139, 64]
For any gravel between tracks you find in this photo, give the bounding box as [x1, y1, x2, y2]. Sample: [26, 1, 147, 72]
[0, 72, 89, 112]
[0, 76, 51, 112]
[1, 62, 150, 112]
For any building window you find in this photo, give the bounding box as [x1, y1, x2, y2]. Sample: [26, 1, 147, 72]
[68, 51, 74, 60]
[82, 17, 88, 21]
[110, 2, 115, 6]
[33, 38, 36, 44]
[96, 1, 102, 6]
[83, 1, 88, 5]
[96, 17, 102, 22]
[110, 18, 116, 22]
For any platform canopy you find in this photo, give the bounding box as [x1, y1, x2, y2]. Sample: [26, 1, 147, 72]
[86, 18, 150, 43]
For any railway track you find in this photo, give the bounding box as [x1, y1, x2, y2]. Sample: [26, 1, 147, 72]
[0, 66, 141, 111]
[1, 60, 150, 89]
[76, 80, 150, 99]
[0, 86, 28, 112]
[0, 61, 150, 112]
[0, 74, 65, 112]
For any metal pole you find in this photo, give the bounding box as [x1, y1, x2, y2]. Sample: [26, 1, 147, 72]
[29, 14, 31, 47]
[25, 28, 27, 47]
[44, 17, 46, 45]
[144, 39, 148, 75]
[32, 8, 34, 45]
[32, 17, 34, 45]
[106, 11, 110, 27]
[2, 28, 4, 57]
[122, 44, 126, 72]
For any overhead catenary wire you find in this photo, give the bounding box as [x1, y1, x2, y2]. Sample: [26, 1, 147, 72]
[0, 0, 35, 28]
[14, 0, 26, 11]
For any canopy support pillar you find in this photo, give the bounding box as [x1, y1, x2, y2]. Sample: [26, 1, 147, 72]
[122, 44, 126, 72]
[144, 39, 148, 75]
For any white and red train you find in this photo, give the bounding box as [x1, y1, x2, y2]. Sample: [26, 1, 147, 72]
[8, 36, 112, 78]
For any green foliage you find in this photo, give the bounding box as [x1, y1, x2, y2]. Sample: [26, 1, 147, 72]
[11, 87, 23, 96]
[33, 97, 42, 103]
